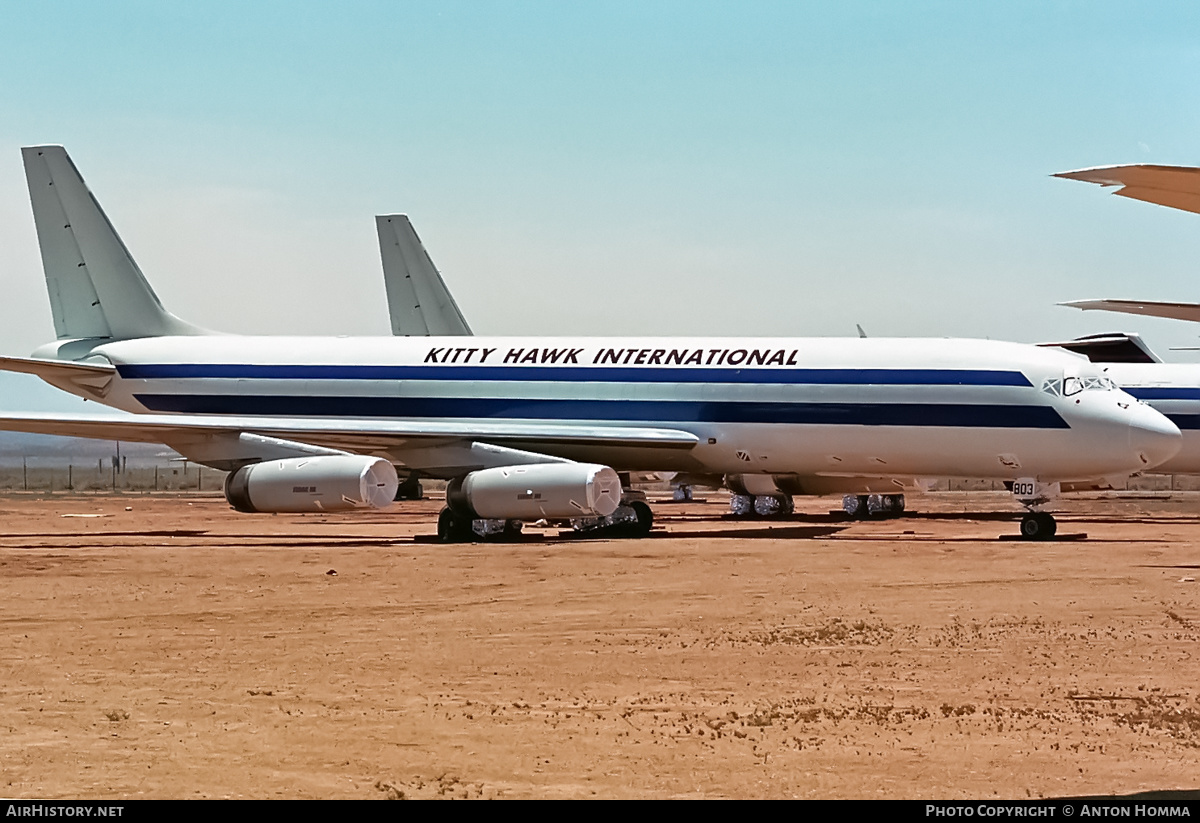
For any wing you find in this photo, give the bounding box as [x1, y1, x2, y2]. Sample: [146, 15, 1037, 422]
[0, 411, 699, 474]
[1054, 164, 1200, 215]
[1059, 299, 1200, 324]
[1037, 332, 1163, 364]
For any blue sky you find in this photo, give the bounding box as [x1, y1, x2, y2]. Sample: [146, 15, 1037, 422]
[2, 1, 1200, 410]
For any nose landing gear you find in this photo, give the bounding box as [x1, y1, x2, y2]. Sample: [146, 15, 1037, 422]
[1011, 478, 1062, 541]
[1019, 511, 1058, 541]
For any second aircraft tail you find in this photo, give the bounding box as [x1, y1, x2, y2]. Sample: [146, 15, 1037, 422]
[376, 214, 472, 337]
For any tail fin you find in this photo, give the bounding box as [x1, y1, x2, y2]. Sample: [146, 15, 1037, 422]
[22, 145, 205, 340]
[376, 214, 472, 336]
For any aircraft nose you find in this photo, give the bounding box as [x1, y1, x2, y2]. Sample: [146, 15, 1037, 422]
[1128, 402, 1182, 470]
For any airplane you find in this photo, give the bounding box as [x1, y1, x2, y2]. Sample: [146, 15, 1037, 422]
[0, 145, 1182, 543]
[1055, 164, 1200, 323]
[1040, 331, 1200, 477]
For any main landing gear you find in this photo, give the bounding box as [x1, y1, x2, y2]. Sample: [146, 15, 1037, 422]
[436, 508, 523, 543]
[394, 473, 423, 501]
[435, 498, 654, 543]
[728, 493, 795, 518]
[841, 494, 906, 520]
[573, 499, 654, 538]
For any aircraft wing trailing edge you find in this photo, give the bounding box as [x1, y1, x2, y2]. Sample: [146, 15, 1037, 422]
[1054, 165, 1200, 215]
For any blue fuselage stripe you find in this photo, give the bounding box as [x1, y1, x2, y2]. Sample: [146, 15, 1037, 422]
[115, 364, 1033, 386]
[1124, 389, 1200, 428]
[1163, 414, 1200, 430]
[1127, 387, 1200, 401]
[130, 394, 1069, 428]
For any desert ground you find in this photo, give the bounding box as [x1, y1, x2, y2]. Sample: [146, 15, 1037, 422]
[0, 489, 1197, 799]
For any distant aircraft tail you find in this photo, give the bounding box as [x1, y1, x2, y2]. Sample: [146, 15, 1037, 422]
[22, 145, 206, 341]
[376, 214, 472, 336]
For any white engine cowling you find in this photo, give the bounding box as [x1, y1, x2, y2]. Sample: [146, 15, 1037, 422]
[225, 455, 399, 513]
[446, 463, 622, 520]
[725, 473, 782, 496]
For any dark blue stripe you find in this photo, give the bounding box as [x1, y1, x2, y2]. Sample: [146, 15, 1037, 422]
[1164, 414, 1200, 430]
[1127, 387, 1200, 401]
[132, 394, 1068, 428]
[116, 363, 1032, 387]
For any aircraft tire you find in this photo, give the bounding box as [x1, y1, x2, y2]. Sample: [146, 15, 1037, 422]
[629, 501, 653, 537]
[854, 494, 871, 520]
[729, 493, 754, 518]
[437, 507, 472, 543]
[394, 474, 423, 501]
[1020, 512, 1057, 541]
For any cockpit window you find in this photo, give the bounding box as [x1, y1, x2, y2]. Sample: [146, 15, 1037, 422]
[1041, 374, 1116, 397]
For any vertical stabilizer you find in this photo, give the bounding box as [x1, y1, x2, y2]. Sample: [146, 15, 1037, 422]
[376, 214, 472, 336]
[22, 146, 205, 340]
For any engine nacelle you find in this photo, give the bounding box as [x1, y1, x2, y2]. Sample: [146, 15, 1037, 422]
[446, 463, 622, 520]
[225, 455, 399, 513]
[725, 473, 784, 496]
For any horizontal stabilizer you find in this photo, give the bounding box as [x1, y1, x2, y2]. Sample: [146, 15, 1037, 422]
[1054, 164, 1200, 215]
[0, 355, 116, 396]
[376, 215, 472, 336]
[0, 355, 115, 378]
[1060, 299, 1200, 324]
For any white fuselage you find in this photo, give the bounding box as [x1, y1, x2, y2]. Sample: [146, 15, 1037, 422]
[1101, 362, 1200, 474]
[35, 334, 1179, 484]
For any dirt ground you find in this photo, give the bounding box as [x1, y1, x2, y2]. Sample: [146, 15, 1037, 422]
[0, 490, 1197, 799]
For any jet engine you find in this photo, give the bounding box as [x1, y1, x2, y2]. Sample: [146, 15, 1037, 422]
[725, 473, 784, 496]
[445, 463, 622, 520]
[224, 455, 399, 513]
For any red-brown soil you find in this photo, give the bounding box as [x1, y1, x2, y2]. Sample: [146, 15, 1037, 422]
[0, 491, 1197, 799]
